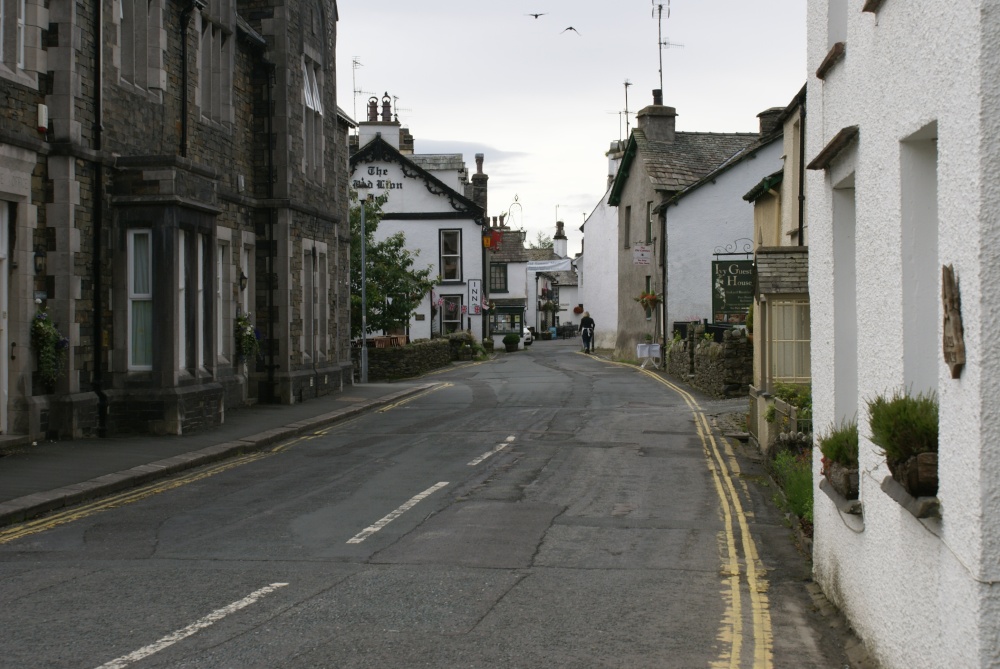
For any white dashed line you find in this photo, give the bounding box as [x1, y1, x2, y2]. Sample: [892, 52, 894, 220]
[94, 583, 289, 669]
[468, 435, 516, 466]
[346, 482, 449, 544]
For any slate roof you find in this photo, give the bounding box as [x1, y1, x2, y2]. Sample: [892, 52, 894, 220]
[547, 270, 578, 286]
[525, 248, 559, 262]
[755, 247, 809, 296]
[609, 129, 759, 205]
[666, 128, 785, 207]
[409, 154, 467, 172]
[490, 229, 530, 263]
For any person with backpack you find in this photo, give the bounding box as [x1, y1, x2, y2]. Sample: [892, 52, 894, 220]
[580, 312, 595, 353]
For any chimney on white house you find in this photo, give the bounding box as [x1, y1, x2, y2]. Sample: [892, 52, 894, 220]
[554, 220, 568, 259]
[358, 92, 401, 150]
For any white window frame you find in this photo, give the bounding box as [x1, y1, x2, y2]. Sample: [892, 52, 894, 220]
[302, 58, 324, 181]
[196, 233, 206, 370]
[439, 230, 462, 282]
[128, 229, 153, 370]
[303, 247, 316, 360]
[441, 295, 463, 334]
[770, 297, 810, 385]
[178, 230, 187, 370]
[197, 3, 233, 124]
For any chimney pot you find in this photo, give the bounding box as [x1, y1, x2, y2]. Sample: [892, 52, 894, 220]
[475, 153, 484, 174]
[652, 89, 663, 105]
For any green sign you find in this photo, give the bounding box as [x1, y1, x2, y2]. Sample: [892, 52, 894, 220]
[712, 260, 754, 325]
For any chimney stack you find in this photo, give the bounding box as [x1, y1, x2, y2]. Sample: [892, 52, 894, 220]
[757, 107, 785, 137]
[554, 221, 568, 259]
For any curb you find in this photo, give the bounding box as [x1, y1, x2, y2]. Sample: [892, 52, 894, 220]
[0, 383, 437, 528]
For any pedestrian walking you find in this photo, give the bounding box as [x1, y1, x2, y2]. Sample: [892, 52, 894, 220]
[580, 312, 595, 353]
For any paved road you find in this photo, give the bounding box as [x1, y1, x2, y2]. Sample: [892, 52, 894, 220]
[0, 339, 858, 668]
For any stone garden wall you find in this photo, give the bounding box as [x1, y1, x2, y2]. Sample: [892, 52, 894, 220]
[666, 328, 752, 398]
[351, 340, 452, 381]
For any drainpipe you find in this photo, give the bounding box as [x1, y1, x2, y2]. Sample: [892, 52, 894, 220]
[660, 201, 668, 343]
[797, 105, 806, 244]
[92, 0, 107, 434]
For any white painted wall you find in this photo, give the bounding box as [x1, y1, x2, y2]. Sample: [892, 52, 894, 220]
[808, 2, 1000, 668]
[664, 140, 783, 330]
[580, 188, 619, 350]
[352, 155, 485, 342]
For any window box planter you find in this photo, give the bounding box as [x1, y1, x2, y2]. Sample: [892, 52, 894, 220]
[886, 452, 938, 499]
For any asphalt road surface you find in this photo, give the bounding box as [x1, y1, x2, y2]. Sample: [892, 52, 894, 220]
[0, 338, 858, 668]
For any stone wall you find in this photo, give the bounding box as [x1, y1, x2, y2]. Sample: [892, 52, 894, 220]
[666, 328, 752, 398]
[351, 339, 452, 381]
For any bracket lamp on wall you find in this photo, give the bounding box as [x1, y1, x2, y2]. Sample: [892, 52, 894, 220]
[239, 271, 248, 291]
[33, 248, 46, 275]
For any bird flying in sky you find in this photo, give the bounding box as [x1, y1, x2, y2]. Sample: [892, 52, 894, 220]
[526, 12, 546, 19]
[562, 26, 581, 35]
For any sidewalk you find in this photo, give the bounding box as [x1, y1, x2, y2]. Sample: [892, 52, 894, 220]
[0, 381, 436, 527]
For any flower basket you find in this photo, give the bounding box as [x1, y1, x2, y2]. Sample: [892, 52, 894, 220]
[235, 313, 264, 363]
[573, 305, 584, 315]
[634, 291, 662, 311]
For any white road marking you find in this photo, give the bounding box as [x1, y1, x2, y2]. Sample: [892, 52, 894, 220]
[346, 482, 449, 544]
[468, 436, 517, 466]
[94, 583, 288, 669]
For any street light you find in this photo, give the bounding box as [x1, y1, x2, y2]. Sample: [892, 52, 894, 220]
[358, 187, 372, 383]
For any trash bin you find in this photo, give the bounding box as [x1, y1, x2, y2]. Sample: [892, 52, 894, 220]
[549, 327, 557, 339]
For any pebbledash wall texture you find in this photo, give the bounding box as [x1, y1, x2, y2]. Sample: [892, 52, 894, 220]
[0, 0, 352, 438]
[807, 2, 1000, 669]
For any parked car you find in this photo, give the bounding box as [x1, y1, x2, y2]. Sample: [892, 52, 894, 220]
[522, 326, 533, 345]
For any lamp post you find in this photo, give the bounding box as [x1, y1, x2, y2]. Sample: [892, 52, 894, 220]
[359, 190, 371, 383]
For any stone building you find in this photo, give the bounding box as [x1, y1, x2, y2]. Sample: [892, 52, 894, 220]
[606, 90, 763, 360]
[0, 0, 352, 438]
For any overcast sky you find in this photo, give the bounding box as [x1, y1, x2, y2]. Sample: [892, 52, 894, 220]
[336, 0, 807, 256]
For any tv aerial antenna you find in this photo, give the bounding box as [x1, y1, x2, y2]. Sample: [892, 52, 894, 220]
[623, 79, 633, 136]
[652, 1, 684, 96]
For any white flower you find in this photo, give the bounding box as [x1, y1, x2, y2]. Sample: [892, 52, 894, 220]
[34, 298, 41, 305]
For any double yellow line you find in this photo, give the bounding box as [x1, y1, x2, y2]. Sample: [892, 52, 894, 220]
[604, 360, 773, 669]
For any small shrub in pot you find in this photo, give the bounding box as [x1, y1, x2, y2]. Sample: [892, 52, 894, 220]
[867, 390, 938, 497]
[818, 419, 859, 500]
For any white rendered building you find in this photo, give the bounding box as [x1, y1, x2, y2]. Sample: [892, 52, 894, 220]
[349, 97, 487, 341]
[807, 2, 1000, 667]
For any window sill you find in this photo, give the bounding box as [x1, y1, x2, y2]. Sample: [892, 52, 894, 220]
[816, 42, 846, 80]
[818, 478, 865, 533]
[880, 475, 940, 519]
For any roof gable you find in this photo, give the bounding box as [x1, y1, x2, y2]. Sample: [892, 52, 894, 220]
[609, 129, 760, 205]
[350, 135, 484, 221]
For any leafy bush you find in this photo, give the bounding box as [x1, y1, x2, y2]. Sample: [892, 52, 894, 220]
[772, 449, 813, 523]
[867, 389, 938, 463]
[502, 333, 520, 346]
[31, 304, 69, 386]
[818, 419, 859, 468]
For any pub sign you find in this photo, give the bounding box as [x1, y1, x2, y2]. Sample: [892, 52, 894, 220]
[712, 260, 754, 325]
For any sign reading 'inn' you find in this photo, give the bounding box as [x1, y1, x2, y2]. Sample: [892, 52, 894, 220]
[712, 260, 754, 325]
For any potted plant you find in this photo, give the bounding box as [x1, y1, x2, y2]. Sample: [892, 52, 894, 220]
[867, 389, 939, 497]
[502, 333, 520, 352]
[819, 419, 859, 500]
[644, 333, 653, 343]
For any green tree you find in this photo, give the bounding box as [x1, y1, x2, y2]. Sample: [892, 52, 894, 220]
[350, 193, 436, 338]
[529, 230, 553, 249]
